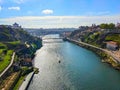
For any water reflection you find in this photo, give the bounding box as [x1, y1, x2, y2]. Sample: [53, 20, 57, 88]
[29, 34, 120, 90]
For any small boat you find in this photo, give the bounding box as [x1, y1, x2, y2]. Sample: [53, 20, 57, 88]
[58, 60, 61, 63]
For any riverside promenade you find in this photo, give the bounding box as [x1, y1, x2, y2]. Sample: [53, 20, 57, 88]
[19, 71, 34, 90]
[0, 52, 15, 78]
[67, 38, 120, 63]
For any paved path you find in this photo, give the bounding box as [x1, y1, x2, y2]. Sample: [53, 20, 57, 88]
[0, 52, 15, 78]
[67, 38, 120, 63]
[19, 72, 34, 90]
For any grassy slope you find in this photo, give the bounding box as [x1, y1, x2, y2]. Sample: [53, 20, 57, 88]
[83, 31, 120, 47]
[83, 32, 101, 47]
[13, 75, 27, 90]
[0, 26, 41, 73]
[0, 50, 13, 73]
[7, 41, 20, 45]
[0, 41, 20, 73]
[105, 34, 120, 44]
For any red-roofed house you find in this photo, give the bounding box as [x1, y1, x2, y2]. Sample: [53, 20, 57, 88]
[106, 41, 119, 51]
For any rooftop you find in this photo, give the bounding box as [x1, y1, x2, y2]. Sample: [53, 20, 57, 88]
[106, 41, 118, 45]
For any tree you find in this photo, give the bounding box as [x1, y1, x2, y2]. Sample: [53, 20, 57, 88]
[100, 23, 115, 29]
[100, 23, 108, 29]
[108, 23, 115, 29]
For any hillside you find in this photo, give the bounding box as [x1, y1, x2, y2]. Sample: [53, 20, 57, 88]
[0, 25, 42, 90]
[0, 25, 42, 48]
[69, 27, 120, 48]
[0, 25, 38, 42]
[0, 25, 42, 77]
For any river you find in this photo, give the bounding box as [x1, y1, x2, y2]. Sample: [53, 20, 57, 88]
[28, 34, 120, 90]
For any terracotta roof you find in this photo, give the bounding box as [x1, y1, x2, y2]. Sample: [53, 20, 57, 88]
[106, 41, 118, 45]
[24, 58, 32, 62]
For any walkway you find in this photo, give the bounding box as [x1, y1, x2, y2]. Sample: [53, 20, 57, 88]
[0, 52, 15, 78]
[19, 72, 34, 90]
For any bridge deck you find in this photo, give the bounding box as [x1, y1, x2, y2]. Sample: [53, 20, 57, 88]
[42, 37, 63, 40]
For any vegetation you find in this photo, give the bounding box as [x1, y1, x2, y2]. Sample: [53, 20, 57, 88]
[83, 33, 120, 48]
[0, 72, 20, 90]
[13, 74, 27, 90]
[83, 32, 101, 47]
[13, 66, 33, 90]
[0, 50, 13, 73]
[7, 41, 20, 45]
[105, 34, 120, 44]
[21, 67, 33, 76]
[0, 25, 42, 89]
[69, 22, 120, 48]
[100, 23, 115, 29]
[0, 43, 7, 49]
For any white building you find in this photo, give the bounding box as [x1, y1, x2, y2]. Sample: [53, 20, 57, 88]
[117, 23, 120, 28]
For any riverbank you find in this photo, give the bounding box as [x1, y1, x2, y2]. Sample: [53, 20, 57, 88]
[19, 71, 34, 90]
[66, 38, 120, 70]
[13, 50, 41, 90]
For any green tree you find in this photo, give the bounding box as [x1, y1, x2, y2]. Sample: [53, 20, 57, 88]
[100, 23, 115, 29]
[108, 23, 115, 29]
[100, 23, 108, 29]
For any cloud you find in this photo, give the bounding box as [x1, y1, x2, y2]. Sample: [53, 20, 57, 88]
[42, 9, 53, 15]
[12, 0, 26, 4]
[8, 7, 20, 10]
[0, 15, 120, 28]
[0, 6, 1, 10]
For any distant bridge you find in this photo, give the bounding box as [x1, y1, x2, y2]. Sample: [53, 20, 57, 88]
[42, 37, 64, 40]
[42, 41, 63, 43]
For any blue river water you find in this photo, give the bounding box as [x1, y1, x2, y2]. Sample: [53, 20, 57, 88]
[28, 34, 120, 90]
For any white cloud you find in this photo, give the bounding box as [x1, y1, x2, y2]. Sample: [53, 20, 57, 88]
[42, 9, 53, 15]
[12, 0, 26, 4]
[0, 6, 2, 11]
[8, 7, 20, 10]
[0, 15, 120, 28]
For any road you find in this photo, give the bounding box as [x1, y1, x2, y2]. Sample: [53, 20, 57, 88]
[0, 52, 15, 78]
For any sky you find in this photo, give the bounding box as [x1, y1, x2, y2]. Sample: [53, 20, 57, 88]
[0, 0, 120, 28]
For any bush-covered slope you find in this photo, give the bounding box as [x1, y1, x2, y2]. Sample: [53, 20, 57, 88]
[0, 25, 42, 74]
[0, 25, 42, 50]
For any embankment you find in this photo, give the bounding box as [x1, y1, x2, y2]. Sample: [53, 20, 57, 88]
[19, 71, 34, 90]
[66, 38, 120, 70]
